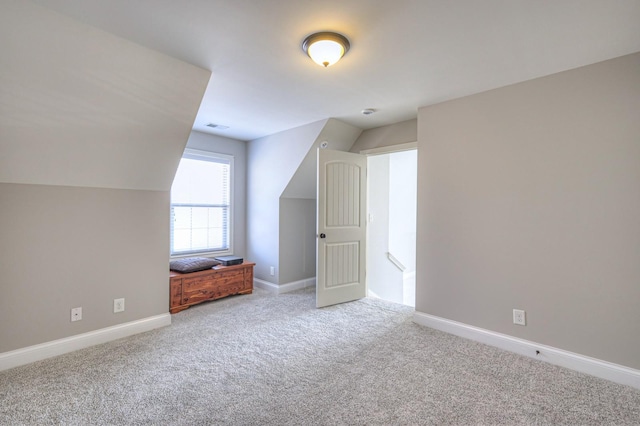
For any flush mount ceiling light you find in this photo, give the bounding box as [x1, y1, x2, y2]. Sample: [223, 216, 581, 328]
[302, 32, 350, 67]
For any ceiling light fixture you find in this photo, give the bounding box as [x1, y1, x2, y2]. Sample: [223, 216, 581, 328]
[302, 32, 350, 67]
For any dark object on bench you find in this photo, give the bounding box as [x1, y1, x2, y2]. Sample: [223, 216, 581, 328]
[214, 255, 244, 266]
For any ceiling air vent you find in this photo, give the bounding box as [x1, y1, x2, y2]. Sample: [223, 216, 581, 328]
[206, 123, 229, 130]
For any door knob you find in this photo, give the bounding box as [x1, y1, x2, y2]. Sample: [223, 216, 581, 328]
[319, 233, 326, 239]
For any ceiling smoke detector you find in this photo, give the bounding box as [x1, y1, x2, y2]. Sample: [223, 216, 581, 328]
[361, 108, 376, 115]
[206, 123, 229, 130]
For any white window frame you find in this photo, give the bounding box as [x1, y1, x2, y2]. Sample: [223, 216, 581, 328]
[170, 148, 234, 258]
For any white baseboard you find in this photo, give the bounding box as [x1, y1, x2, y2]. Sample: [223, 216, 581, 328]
[253, 278, 279, 292]
[413, 311, 640, 390]
[254, 277, 316, 294]
[279, 277, 315, 293]
[0, 313, 171, 372]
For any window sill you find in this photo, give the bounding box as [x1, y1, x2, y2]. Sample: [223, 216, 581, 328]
[170, 250, 232, 260]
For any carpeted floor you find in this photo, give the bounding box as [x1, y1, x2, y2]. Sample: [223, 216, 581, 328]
[1, 287, 639, 425]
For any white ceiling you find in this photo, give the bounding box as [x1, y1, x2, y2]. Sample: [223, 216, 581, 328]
[33, 0, 640, 141]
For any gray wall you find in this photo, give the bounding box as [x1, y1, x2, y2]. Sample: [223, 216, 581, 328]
[0, 184, 169, 352]
[185, 131, 247, 257]
[0, 2, 208, 353]
[350, 119, 417, 153]
[282, 119, 363, 199]
[278, 119, 362, 284]
[278, 198, 317, 284]
[247, 120, 328, 283]
[248, 118, 361, 285]
[416, 52, 640, 369]
[0, 1, 209, 192]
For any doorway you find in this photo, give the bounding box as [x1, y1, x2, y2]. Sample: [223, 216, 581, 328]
[366, 149, 417, 307]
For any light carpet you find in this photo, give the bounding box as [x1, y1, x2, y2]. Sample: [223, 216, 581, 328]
[1, 287, 639, 425]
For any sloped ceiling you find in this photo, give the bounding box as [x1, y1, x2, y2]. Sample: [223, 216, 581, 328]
[0, 1, 210, 190]
[30, 0, 640, 141]
[281, 119, 363, 199]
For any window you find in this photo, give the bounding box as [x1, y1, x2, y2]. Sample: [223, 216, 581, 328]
[170, 149, 232, 256]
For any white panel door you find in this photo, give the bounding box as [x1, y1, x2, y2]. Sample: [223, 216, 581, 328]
[316, 149, 367, 308]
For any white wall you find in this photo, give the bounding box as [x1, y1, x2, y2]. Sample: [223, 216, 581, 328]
[388, 150, 417, 273]
[416, 52, 640, 370]
[367, 151, 417, 304]
[185, 131, 247, 257]
[366, 155, 400, 301]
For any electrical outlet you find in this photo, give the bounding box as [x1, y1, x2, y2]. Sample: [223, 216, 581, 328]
[71, 307, 82, 322]
[513, 309, 526, 326]
[270, 266, 275, 276]
[114, 298, 125, 313]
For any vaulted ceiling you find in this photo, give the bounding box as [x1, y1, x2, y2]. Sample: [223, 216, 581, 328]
[33, 0, 640, 141]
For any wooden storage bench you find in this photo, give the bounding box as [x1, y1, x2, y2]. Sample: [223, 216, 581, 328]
[170, 261, 255, 314]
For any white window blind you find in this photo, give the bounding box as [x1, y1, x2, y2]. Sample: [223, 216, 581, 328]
[170, 149, 232, 256]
